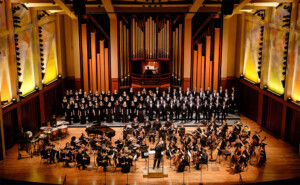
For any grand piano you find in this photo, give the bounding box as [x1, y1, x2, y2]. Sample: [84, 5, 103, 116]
[85, 124, 116, 140]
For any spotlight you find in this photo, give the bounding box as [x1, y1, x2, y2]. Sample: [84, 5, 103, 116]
[40, 48, 43, 52]
[39, 34, 42, 38]
[17, 67, 21, 71]
[14, 34, 18, 37]
[13, 20, 21, 23]
[15, 38, 19, 42]
[13, 16, 20, 20]
[284, 46, 288, 50]
[18, 72, 22, 76]
[284, 51, 288, 55]
[16, 47, 19, 51]
[38, 26, 42, 30]
[258, 57, 262, 60]
[283, 56, 287, 60]
[15, 42, 18, 46]
[14, 24, 21, 28]
[260, 26, 264, 29]
[39, 30, 42, 34]
[263, 85, 268, 90]
[16, 52, 20, 55]
[40, 53, 44, 57]
[41, 58, 44, 61]
[259, 48, 263, 51]
[17, 62, 21, 66]
[41, 63, 44, 66]
[21, 4, 28, 10]
[17, 91, 22, 95]
[16, 57, 20, 60]
[287, 97, 292, 102]
[258, 62, 262, 65]
[12, 99, 17, 103]
[283, 66, 287, 70]
[58, 74, 62, 79]
[39, 39, 43, 42]
[282, 72, 286, 75]
[40, 44, 43, 47]
[283, 61, 287, 65]
[258, 66, 261, 69]
[259, 43, 263, 46]
[41, 67, 45, 70]
[259, 52, 262, 55]
[260, 33, 263, 36]
[35, 86, 39, 91]
[43, 10, 50, 16]
[240, 74, 244, 79]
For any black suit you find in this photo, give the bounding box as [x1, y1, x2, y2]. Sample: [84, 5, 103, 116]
[214, 103, 221, 120]
[221, 105, 228, 121]
[147, 103, 155, 120]
[181, 106, 188, 122]
[202, 104, 209, 121]
[188, 103, 194, 120]
[153, 144, 163, 168]
[195, 104, 202, 122]
[162, 103, 169, 120]
[154, 104, 162, 118]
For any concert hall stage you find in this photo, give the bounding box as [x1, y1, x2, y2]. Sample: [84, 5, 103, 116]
[61, 113, 241, 128]
[0, 115, 300, 185]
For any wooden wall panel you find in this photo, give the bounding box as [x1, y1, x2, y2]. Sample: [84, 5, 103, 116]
[262, 95, 283, 137]
[205, 36, 211, 90]
[105, 48, 109, 93]
[91, 32, 97, 93]
[21, 97, 40, 133]
[43, 84, 62, 122]
[81, 24, 89, 93]
[285, 108, 300, 147]
[213, 28, 220, 91]
[209, 61, 212, 89]
[111, 78, 119, 92]
[100, 40, 105, 91]
[192, 51, 197, 89]
[2, 109, 18, 149]
[197, 44, 202, 91]
[240, 82, 259, 121]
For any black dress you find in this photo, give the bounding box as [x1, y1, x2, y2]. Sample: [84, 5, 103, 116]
[130, 106, 136, 121]
[66, 107, 72, 124]
[80, 107, 86, 124]
[122, 107, 129, 123]
[73, 106, 80, 123]
[106, 106, 113, 123]
[94, 106, 101, 124]
[99, 104, 105, 122]
[88, 105, 94, 122]
[137, 107, 144, 123]
[114, 104, 121, 122]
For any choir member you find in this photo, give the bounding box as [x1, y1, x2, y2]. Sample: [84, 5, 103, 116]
[106, 102, 113, 123]
[122, 102, 129, 123]
[114, 100, 121, 122]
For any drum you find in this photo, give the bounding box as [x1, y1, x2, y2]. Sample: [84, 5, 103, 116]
[58, 125, 68, 137]
[56, 121, 64, 127]
[241, 126, 250, 138]
[51, 128, 59, 140]
[39, 134, 47, 139]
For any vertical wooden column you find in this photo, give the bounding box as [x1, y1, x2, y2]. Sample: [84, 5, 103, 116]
[193, 50, 198, 89]
[209, 61, 213, 89]
[89, 59, 92, 90]
[97, 53, 100, 92]
[81, 24, 89, 92]
[0, 94, 6, 159]
[100, 40, 105, 91]
[285, 0, 299, 100]
[201, 56, 205, 89]
[205, 36, 211, 90]
[91, 32, 97, 93]
[213, 28, 220, 91]
[197, 44, 202, 90]
[5, 0, 18, 101]
[104, 48, 109, 92]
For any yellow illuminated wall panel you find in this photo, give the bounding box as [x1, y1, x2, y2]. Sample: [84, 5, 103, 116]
[42, 21, 58, 84]
[0, 37, 12, 102]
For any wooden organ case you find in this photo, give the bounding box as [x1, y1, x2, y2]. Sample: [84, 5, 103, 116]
[118, 14, 184, 89]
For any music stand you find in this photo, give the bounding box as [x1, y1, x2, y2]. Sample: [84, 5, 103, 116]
[169, 150, 173, 168]
[143, 152, 149, 170]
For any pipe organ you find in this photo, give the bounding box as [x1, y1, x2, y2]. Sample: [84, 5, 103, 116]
[172, 23, 182, 86]
[80, 18, 110, 93]
[192, 18, 221, 92]
[119, 20, 130, 86]
[119, 15, 183, 88]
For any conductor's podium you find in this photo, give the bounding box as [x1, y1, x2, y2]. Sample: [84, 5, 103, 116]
[143, 150, 168, 178]
[143, 167, 168, 178]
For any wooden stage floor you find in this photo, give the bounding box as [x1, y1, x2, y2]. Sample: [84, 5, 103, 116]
[0, 115, 300, 185]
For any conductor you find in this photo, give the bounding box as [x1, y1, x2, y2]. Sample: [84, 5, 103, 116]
[153, 141, 164, 169]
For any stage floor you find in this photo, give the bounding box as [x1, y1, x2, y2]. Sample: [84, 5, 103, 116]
[0, 115, 300, 185]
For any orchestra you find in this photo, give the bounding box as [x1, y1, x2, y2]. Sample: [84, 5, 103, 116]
[38, 86, 267, 175]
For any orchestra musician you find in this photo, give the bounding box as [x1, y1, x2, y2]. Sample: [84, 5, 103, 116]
[153, 141, 164, 169]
